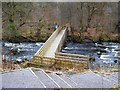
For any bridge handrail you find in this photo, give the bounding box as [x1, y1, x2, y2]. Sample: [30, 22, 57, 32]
[55, 52, 90, 61]
[34, 26, 62, 56]
[55, 27, 67, 53]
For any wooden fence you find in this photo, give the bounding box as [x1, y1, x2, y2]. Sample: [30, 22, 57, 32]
[32, 56, 88, 71]
[55, 52, 90, 61]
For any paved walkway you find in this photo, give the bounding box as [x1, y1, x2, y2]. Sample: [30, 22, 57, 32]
[2, 69, 119, 88]
[2, 69, 45, 88]
[44, 29, 66, 58]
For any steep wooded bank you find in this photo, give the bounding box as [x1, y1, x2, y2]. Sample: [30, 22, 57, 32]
[2, 2, 120, 42]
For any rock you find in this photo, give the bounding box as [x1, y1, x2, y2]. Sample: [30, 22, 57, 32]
[16, 58, 22, 62]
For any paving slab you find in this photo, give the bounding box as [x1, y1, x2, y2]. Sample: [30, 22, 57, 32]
[48, 73, 71, 88]
[2, 69, 45, 88]
[59, 74, 78, 88]
[68, 71, 118, 88]
[34, 71, 58, 88]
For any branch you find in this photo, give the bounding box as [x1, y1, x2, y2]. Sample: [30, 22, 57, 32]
[2, 8, 9, 16]
[17, 7, 33, 30]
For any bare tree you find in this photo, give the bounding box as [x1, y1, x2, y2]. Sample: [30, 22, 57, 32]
[2, 2, 33, 39]
[84, 2, 105, 31]
[76, 3, 84, 41]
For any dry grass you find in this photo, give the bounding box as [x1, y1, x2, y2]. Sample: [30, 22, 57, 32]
[2, 60, 21, 71]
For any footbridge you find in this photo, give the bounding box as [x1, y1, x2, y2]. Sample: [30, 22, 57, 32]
[32, 26, 90, 71]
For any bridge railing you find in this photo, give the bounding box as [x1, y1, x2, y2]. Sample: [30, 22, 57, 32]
[55, 27, 67, 53]
[55, 52, 90, 62]
[34, 26, 62, 57]
[33, 56, 88, 71]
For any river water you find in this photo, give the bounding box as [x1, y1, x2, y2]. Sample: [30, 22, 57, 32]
[2, 42, 44, 61]
[62, 42, 120, 66]
[2, 41, 120, 66]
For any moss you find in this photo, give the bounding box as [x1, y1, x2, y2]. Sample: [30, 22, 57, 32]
[8, 22, 16, 31]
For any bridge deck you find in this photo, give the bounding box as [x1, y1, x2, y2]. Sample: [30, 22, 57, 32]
[44, 29, 66, 58]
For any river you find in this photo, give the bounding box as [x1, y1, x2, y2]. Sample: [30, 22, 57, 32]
[2, 41, 120, 66]
[62, 41, 120, 68]
[2, 42, 44, 61]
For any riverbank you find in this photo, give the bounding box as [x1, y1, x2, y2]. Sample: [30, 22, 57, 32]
[2, 27, 120, 43]
[2, 60, 21, 72]
[2, 35, 47, 43]
[67, 29, 120, 43]
[3, 34, 119, 44]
